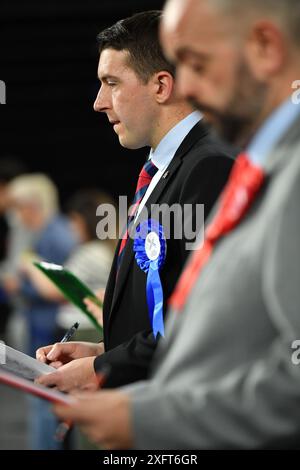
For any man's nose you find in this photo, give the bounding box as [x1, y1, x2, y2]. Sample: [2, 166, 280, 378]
[93, 87, 110, 112]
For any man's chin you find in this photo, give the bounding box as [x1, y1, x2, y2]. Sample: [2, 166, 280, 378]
[117, 133, 128, 148]
[118, 138, 138, 150]
[118, 135, 145, 150]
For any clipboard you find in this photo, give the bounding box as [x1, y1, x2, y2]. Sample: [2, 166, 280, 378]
[0, 370, 74, 405]
[33, 261, 103, 334]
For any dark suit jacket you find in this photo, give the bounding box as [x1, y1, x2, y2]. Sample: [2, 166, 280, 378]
[94, 121, 235, 387]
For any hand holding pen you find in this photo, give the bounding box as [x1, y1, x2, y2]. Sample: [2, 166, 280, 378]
[47, 322, 79, 368]
[36, 322, 79, 367]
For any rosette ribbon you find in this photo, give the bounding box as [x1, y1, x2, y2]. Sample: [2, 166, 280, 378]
[133, 219, 166, 338]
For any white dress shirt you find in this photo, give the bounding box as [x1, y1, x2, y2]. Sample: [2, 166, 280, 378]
[135, 111, 202, 220]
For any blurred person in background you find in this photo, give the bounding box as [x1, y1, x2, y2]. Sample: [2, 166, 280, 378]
[0, 156, 32, 342]
[4, 173, 77, 450]
[24, 188, 116, 342]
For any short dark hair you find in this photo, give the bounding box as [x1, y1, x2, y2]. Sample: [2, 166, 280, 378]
[97, 10, 175, 83]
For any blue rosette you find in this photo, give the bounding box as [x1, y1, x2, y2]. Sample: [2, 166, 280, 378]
[133, 219, 167, 338]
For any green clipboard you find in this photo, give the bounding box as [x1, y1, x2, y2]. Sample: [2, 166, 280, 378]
[33, 261, 103, 334]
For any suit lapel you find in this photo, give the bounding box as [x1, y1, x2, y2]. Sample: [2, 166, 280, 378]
[109, 121, 209, 317]
[142, 120, 209, 209]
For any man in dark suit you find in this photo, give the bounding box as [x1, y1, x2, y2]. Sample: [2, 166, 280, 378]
[36, 10, 234, 390]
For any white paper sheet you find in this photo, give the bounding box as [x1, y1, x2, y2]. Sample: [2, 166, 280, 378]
[0, 344, 56, 380]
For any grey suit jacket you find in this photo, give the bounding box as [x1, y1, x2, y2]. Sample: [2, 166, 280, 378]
[127, 114, 300, 449]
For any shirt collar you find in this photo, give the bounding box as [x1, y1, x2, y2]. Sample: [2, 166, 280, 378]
[247, 96, 300, 166]
[149, 111, 202, 171]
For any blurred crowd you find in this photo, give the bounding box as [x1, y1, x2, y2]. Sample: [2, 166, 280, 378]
[0, 156, 116, 449]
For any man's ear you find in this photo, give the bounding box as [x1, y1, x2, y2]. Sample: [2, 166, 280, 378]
[153, 71, 174, 104]
[246, 20, 286, 80]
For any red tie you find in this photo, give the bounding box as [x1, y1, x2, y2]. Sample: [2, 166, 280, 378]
[117, 160, 158, 270]
[169, 153, 265, 311]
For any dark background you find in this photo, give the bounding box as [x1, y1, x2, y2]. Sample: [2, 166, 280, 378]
[1, 0, 164, 205]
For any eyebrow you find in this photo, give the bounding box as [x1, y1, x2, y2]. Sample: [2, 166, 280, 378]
[176, 47, 208, 62]
[97, 74, 119, 82]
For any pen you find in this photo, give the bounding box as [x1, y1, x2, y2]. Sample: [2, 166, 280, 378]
[60, 322, 79, 343]
[54, 363, 111, 443]
[52, 321, 79, 445]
